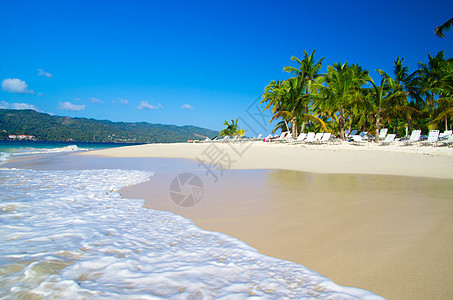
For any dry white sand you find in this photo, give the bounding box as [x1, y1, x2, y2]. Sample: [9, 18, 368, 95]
[84, 142, 453, 299]
[82, 141, 453, 179]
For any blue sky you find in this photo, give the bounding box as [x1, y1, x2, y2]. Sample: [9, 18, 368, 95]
[1, 0, 452, 133]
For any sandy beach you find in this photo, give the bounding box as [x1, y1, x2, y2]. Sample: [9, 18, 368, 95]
[83, 142, 453, 299]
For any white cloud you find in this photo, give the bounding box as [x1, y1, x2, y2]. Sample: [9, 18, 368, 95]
[37, 69, 52, 78]
[1, 78, 34, 94]
[0, 100, 40, 111]
[58, 101, 86, 111]
[181, 104, 194, 110]
[137, 101, 163, 110]
[90, 97, 103, 104]
[112, 97, 129, 105]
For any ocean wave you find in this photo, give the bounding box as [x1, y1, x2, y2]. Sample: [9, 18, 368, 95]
[9, 144, 88, 156]
[0, 152, 11, 163]
[0, 168, 382, 299]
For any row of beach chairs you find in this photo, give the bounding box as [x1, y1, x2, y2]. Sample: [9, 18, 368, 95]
[266, 131, 339, 144]
[202, 129, 453, 147]
[350, 129, 453, 147]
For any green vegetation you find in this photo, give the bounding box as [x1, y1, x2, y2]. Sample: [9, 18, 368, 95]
[0, 109, 218, 143]
[261, 50, 453, 141]
[434, 17, 453, 37]
[219, 119, 246, 137]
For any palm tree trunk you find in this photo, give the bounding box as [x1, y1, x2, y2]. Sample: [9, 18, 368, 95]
[407, 113, 412, 136]
[375, 115, 381, 143]
[445, 117, 448, 131]
[300, 106, 308, 134]
[291, 117, 297, 138]
[284, 119, 289, 133]
[339, 108, 346, 140]
[395, 116, 398, 136]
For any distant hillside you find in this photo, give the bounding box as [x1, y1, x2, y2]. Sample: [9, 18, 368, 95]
[0, 109, 218, 143]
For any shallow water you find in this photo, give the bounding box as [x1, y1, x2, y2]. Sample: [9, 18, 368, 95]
[0, 147, 381, 299]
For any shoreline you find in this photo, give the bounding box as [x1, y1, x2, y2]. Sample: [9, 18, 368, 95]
[83, 142, 453, 299]
[81, 141, 453, 179]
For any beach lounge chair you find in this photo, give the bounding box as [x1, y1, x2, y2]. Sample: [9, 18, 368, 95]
[302, 132, 316, 143]
[204, 136, 219, 143]
[344, 129, 351, 137]
[314, 132, 324, 141]
[438, 134, 453, 146]
[439, 130, 452, 140]
[284, 133, 294, 143]
[378, 134, 396, 146]
[313, 132, 331, 144]
[216, 136, 229, 143]
[359, 131, 373, 141]
[403, 130, 421, 145]
[269, 131, 290, 142]
[421, 130, 440, 146]
[351, 135, 368, 145]
[292, 132, 307, 144]
[305, 133, 324, 144]
[346, 130, 357, 140]
[379, 128, 388, 140]
[263, 134, 273, 142]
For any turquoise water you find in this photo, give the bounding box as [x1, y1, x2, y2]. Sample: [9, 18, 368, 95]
[0, 141, 142, 163]
[0, 140, 142, 153]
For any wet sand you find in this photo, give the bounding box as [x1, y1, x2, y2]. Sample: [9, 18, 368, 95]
[121, 164, 453, 300]
[42, 143, 453, 299]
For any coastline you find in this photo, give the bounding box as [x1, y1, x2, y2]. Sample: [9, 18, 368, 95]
[83, 142, 453, 299]
[81, 141, 453, 179]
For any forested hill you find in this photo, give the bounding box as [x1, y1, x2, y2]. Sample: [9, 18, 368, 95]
[0, 109, 218, 143]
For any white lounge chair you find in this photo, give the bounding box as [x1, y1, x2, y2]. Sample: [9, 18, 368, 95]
[305, 132, 324, 144]
[269, 131, 290, 142]
[378, 128, 388, 140]
[313, 132, 324, 142]
[263, 134, 273, 142]
[421, 130, 440, 146]
[403, 130, 421, 145]
[303, 132, 316, 143]
[284, 133, 294, 143]
[292, 132, 307, 144]
[217, 136, 229, 143]
[358, 131, 367, 138]
[378, 134, 396, 146]
[344, 129, 351, 137]
[314, 132, 332, 144]
[351, 135, 368, 145]
[438, 135, 453, 146]
[346, 130, 358, 139]
[439, 130, 452, 140]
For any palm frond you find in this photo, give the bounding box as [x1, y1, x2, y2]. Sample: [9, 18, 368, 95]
[434, 17, 453, 37]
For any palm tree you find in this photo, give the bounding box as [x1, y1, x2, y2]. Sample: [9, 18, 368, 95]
[366, 75, 393, 143]
[320, 62, 368, 140]
[415, 51, 451, 130]
[377, 58, 418, 136]
[283, 50, 325, 134]
[427, 56, 453, 130]
[434, 17, 453, 37]
[283, 50, 325, 80]
[219, 119, 246, 137]
[261, 80, 290, 132]
[271, 76, 327, 137]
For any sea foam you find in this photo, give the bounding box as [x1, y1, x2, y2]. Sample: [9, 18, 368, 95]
[0, 168, 382, 299]
[8, 144, 88, 156]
